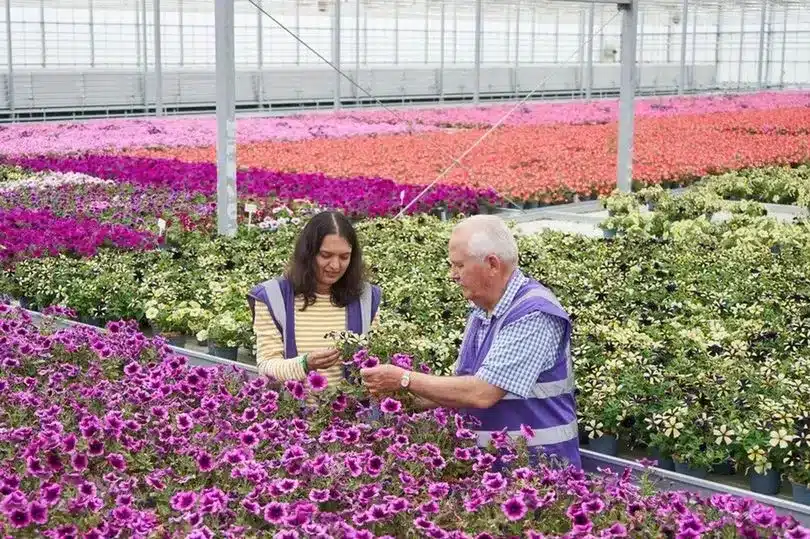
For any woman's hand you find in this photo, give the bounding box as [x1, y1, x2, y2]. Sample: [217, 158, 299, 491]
[306, 348, 341, 371]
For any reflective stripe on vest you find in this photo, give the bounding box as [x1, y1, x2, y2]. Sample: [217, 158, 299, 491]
[359, 283, 372, 334]
[475, 418, 579, 448]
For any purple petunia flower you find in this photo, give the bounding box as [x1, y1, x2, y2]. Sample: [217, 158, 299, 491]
[308, 489, 329, 503]
[29, 501, 48, 525]
[196, 451, 215, 472]
[107, 453, 126, 471]
[263, 502, 287, 524]
[380, 397, 402, 414]
[284, 380, 306, 400]
[170, 491, 197, 512]
[306, 370, 328, 392]
[501, 496, 527, 521]
[9, 508, 31, 528]
[71, 452, 88, 471]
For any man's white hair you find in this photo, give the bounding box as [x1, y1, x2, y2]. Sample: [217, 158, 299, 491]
[453, 215, 519, 265]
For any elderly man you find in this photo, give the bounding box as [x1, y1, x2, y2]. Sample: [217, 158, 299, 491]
[361, 215, 581, 469]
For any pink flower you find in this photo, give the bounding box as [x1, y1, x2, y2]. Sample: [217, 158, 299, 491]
[306, 371, 328, 392]
[170, 491, 196, 512]
[501, 496, 527, 521]
[380, 397, 402, 414]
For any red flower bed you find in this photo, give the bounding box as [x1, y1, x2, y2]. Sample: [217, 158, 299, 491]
[123, 108, 810, 202]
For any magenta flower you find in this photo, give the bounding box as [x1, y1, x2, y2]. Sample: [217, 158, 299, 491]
[263, 501, 287, 524]
[8, 508, 30, 528]
[519, 424, 536, 440]
[28, 501, 48, 525]
[70, 453, 88, 471]
[284, 380, 306, 400]
[306, 370, 328, 392]
[501, 496, 528, 521]
[107, 453, 127, 472]
[196, 451, 215, 472]
[427, 482, 450, 500]
[380, 397, 402, 414]
[176, 413, 193, 431]
[170, 491, 197, 512]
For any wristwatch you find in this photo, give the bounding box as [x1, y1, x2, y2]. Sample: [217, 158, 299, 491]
[400, 370, 411, 389]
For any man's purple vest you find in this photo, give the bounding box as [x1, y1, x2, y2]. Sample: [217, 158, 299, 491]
[247, 277, 382, 359]
[455, 278, 581, 469]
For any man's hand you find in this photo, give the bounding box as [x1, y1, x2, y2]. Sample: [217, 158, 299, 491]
[360, 364, 406, 397]
[306, 348, 341, 370]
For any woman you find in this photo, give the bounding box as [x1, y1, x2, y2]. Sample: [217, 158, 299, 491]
[248, 211, 382, 388]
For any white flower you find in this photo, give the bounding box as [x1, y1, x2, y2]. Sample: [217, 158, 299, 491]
[713, 425, 735, 445]
[769, 428, 795, 449]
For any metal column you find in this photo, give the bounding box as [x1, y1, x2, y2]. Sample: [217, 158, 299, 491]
[552, 9, 558, 63]
[394, 0, 399, 63]
[616, 0, 638, 193]
[333, 0, 341, 108]
[637, 10, 644, 89]
[5, 0, 13, 115]
[737, 4, 745, 88]
[296, 0, 301, 64]
[179, 0, 184, 66]
[578, 9, 585, 95]
[778, 3, 788, 87]
[473, 0, 482, 102]
[355, 0, 361, 88]
[141, 0, 148, 108]
[678, 0, 688, 94]
[215, 0, 237, 237]
[756, 0, 767, 88]
[39, 0, 45, 67]
[89, 0, 96, 67]
[257, 1, 264, 108]
[439, 0, 445, 99]
[764, 0, 774, 86]
[424, 0, 429, 63]
[135, 0, 141, 67]
[514, 1, 521, 97]
[153, 0, 163, 115]
[586, 2, 595, 100]
[714, 4, 722, 70]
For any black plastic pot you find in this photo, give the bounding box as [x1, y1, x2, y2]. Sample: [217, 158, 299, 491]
[208, 344, 238, 361]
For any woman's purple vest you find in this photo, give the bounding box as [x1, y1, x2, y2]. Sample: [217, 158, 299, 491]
[455, 278, 581, 469]
[247, 277, 382, 359]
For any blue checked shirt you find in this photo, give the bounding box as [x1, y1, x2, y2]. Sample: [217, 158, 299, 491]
[470, 270, 566, 399]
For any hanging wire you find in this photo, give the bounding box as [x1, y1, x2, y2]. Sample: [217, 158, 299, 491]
[396, 6, 622, 217]
[246, 0, 620, 217]
[246, 0, 491, 200]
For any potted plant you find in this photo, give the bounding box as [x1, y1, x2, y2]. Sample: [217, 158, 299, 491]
[204, 311, 245, 361]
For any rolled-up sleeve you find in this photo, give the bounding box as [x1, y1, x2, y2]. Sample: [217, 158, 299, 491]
[474, 312, 566, 399]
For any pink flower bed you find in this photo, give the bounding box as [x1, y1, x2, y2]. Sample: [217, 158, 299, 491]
[0, 91, 807, 157]
[0, 117, 436, 157]
[333, 90, 810, 127]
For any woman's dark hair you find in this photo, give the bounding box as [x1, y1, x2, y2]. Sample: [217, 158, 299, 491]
[285, 211, 366, 310]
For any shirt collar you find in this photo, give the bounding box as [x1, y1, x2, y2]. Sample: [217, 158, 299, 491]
[471, 269, 527, 320]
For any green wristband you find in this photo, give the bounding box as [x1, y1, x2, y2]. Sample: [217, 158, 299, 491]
[300, 354, 309, 373]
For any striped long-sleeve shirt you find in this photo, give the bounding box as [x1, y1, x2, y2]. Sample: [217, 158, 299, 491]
[254, 293, 377, 388]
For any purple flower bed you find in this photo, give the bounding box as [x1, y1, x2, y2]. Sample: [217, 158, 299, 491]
[4, 155, 496, 218]
[0, 177, 215, 232]
[0, 207, 159, 265]
[0, 304, 809, 538]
